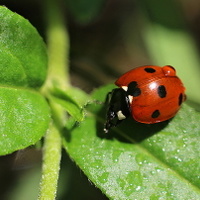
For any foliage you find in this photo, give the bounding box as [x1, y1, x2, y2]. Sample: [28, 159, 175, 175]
[0, 1, 200, 199]
[0, 6, 50, 155]
[64, 84, 200, 199]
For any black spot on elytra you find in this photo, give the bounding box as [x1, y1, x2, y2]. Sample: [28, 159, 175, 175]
[151, 110, 160, 118]
[178, 93, 183, 106]
[144, 68, 156, 73]
[127, 81, 141, 97]
[157, 85, 167, 98]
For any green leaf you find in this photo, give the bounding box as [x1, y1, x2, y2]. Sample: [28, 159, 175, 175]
[0, 87, 50, 155]
[0, 7, 50, 155]
[65, 0, 106, 24]
[63, 84, 200, 199]
[0, 6, 47, 88]
[50, 87, 90, 122]
[51, 95, 84, 122]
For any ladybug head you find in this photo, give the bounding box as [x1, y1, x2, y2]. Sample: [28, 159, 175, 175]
[104, 88, 130, 133]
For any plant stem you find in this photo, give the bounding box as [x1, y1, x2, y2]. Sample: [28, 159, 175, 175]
[38, 122, 62, 200]
[39, 0, 70, 199]
[42, 0, 70, 92]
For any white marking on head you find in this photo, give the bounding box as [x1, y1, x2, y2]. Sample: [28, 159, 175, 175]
[128, 95, 133, 104]
[122, 86, 128, 91]
[117, 110, 126, 120]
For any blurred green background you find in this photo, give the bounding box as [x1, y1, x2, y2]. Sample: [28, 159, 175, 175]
[0, 0, 200, 199]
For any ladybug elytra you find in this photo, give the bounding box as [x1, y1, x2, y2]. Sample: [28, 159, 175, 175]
[104, 65, 186, 133]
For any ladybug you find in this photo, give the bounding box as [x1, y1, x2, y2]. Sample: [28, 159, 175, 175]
[104, 65, 186, 133]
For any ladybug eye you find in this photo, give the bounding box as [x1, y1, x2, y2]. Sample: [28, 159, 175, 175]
[162, 65, 176, 76]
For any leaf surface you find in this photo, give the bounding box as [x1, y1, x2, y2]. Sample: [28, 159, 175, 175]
[64, 84, 200, 199]
[50, 87, 89, 122]
[0, 87, 50, 155]
[0, 6, 47, 88]
[0, 7, 50, 155]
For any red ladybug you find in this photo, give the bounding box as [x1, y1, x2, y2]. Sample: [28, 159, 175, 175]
[104, 65, 186, 133]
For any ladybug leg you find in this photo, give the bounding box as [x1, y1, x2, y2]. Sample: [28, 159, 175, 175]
[104, 88, 130, 133]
